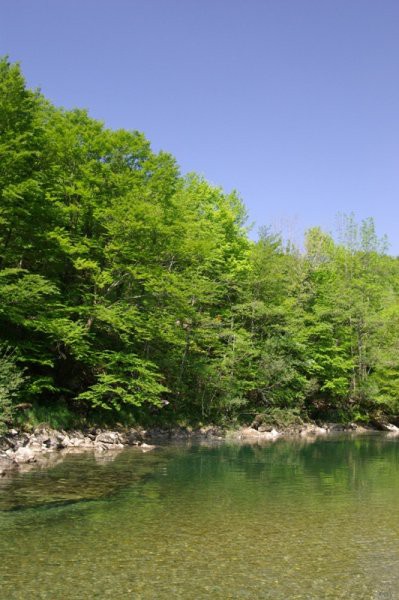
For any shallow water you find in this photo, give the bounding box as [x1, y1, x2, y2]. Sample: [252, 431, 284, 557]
[1, 434, 399, 599]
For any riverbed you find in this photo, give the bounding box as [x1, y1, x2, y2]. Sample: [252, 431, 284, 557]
[1, 434, 398, 599]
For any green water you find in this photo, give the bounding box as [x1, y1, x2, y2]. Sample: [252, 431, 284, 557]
[1, 435, 399, 599]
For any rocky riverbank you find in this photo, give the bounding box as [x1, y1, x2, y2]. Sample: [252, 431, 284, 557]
[0, 425, 225, 476]
[1, 420, 398, 477]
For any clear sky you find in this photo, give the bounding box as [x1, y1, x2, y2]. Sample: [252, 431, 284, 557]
[1, 0, 399, 251]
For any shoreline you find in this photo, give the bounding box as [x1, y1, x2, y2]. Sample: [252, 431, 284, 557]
[1, 421, 398, 477]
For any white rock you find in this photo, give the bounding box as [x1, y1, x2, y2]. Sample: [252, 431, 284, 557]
[314, 426, 327, 435]
[14, 447, 36, 464]
[141, 443, 156, 452]
[95, 432, 120, 444]
[240, 427, 261, 437]
[385, 423, 399, 432]
[60, 435, 72, 447]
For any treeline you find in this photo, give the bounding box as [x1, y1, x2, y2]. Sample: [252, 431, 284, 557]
[1, 57, 399, 429]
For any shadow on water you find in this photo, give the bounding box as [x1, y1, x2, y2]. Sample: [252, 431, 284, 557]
[0, 448, 168, 513]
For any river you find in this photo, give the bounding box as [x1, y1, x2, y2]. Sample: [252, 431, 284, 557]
[1, 434, 398, 599]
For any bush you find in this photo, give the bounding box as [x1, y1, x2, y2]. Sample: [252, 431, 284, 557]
[0, 346, 25, 432]
[251, 407, 303, 429]
[17, 400, 78, 431]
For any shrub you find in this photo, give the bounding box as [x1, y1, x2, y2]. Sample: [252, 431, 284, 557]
[252, 407, 303, 429]
[0, 346, 25, 432]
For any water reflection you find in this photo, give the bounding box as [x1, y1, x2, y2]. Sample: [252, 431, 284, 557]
[0, 435, 398, 599]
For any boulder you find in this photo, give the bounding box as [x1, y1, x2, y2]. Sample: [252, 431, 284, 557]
[0, 437, 13, 452]
[59, 435, 72, 448]
[27, 440, 43, 451]
[95, 432, 120, 444]
[301, 425, 327, 436]
[371, 419, 399, 432]
[17, 433, 31, 448]
[256, 428, 280, 440]
[258, 424, 274, 433]
[30, 428, 64, 450]
[14, 447, 36, 464]
[141, 443, 156, 452]
[69, 431, 85, 440]
[240, 427, 262, 437]
[83, 437, 95, 447]
[127, 430, 143, 445]
[383, 423, 399, 432]
[326, 423, 346, 432]
[69, 437, 85, 447]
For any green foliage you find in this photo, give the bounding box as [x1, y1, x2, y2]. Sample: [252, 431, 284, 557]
[15, 399, 78, 431]
[253, 408, 304, 429]
[77, 352, 168, 411]
[1, 56, 399, 428]
[0, 346, 25, 432]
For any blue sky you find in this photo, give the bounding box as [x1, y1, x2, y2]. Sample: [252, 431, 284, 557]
[2, 0, 399, 251]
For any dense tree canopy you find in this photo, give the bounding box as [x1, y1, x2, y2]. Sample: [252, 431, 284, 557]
[1, 57, 399, 429]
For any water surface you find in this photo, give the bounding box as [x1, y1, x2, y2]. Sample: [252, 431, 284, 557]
[1, 435, 399, 599]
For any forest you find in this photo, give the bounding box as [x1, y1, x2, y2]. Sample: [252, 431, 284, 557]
[1, 57, 399, 431]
